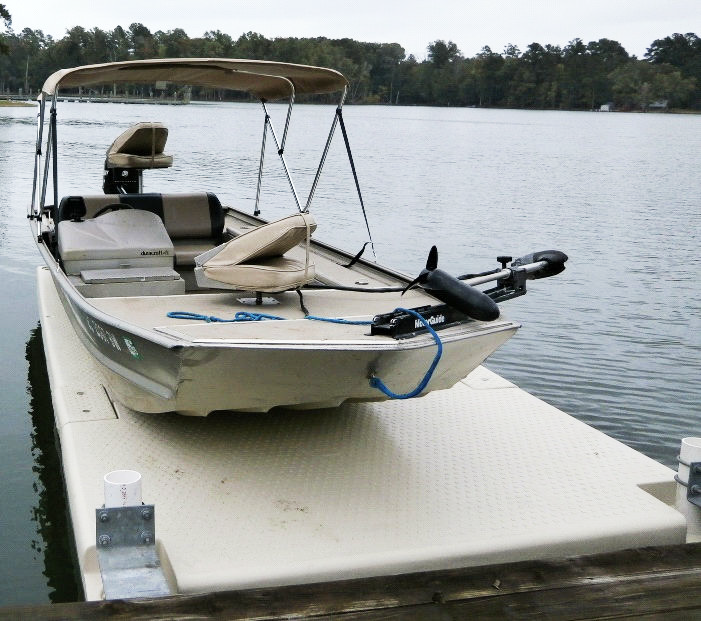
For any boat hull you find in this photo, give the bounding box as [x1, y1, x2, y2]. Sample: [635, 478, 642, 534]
[42, 253, 518, 416]
[101, 321, 518, 415]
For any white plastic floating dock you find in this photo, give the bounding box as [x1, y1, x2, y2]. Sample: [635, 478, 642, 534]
[37, 266, 686, 601]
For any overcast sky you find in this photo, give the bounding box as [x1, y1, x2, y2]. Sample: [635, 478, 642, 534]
[5, 0, 700, 59]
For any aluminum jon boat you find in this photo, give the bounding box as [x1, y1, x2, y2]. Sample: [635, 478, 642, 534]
[29, 58, 567, 415]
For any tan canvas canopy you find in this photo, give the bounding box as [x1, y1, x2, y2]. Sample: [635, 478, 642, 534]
[40, 58, 348, 100]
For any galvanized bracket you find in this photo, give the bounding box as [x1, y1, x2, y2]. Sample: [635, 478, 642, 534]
[95, 504, 172, 599]
[675, 458, 701, 508]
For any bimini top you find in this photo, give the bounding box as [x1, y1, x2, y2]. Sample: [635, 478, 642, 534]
[40, 58, 349, 101]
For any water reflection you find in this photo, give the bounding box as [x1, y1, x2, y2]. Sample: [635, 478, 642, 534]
[26, 326, 83, 603]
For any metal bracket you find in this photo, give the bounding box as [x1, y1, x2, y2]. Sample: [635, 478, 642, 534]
[675, 458, 701, 508]
[237, 296, 280, 306]
[95, 504, 172, 599]
[483, 267, 529, 303]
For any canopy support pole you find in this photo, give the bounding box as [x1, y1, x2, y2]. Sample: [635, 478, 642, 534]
[306, 87, 347, 211]
[30, 97, 46, 219]
[261, 98, 302, 213]
[254, 112, 268, 217]
[39, 94, 56, 212]
[51, 94, 59, 212]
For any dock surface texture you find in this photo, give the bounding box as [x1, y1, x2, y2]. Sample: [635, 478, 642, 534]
[35, 266, 686, 604]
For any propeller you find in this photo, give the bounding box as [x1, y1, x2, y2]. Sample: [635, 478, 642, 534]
[403, 246, 500, 321]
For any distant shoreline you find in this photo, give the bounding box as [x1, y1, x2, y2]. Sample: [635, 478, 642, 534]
[0, 100, 36, 107]
[2, 97, 699, 114]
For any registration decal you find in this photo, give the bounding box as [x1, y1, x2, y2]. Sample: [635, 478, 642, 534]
[123, 337, 141, 359]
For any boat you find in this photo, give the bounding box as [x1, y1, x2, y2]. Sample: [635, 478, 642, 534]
[29, 58, 567, 416]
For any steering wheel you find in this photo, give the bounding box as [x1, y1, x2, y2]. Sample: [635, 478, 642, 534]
[94, 203, 133, 218]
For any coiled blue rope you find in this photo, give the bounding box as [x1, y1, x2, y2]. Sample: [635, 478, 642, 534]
[167, 310, 373, 325]
[167, 310, 285, 322]
[167, 306, 443, 400]
[368, 307, 443, 400]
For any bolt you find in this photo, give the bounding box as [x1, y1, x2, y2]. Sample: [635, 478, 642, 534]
[98, 511, 109, 523]
[98, 534, 111, 547]
[691, 485, 701, 495]
[141, 508, 152, 521]
[140, 531, 154, 545]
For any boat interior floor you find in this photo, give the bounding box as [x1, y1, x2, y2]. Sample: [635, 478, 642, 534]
[88, 287, 440, 342]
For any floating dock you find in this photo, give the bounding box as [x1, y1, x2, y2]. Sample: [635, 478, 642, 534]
[35, 265, 688, 606]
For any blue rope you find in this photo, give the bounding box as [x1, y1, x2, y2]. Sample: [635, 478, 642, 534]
[167, 311, 285, 322]
[304, 315, 372, 326]
[167, 310, 372, 325]
[167, 307, 443, 400]
[368, 308, 443, 400]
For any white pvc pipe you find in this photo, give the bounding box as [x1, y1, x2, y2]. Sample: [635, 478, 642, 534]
[675, 437, 701, 542]
[104, 470, 142, 508]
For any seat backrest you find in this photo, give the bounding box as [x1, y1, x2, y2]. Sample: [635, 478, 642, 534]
[106, 122, 172, 169]
[196, 212, 316, 268]
[57, 193, 224, 240]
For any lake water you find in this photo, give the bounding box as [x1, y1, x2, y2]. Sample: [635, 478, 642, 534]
[1, 101, 700, 605]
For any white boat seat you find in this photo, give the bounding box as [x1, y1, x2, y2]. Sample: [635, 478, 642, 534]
[195, 212, 317, 292]
[105, 122, 173, 169]
[58, 209, 175, 275]
[57, 193, 224, 267]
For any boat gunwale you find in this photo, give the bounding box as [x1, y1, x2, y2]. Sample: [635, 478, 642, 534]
[152, 319, 520, 350]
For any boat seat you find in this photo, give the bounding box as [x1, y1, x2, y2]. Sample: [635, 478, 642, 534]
[105, 122, 173, 169]
[58, 209, 175, 275]
[57, 193, 224, 267]
[194, 212, 317, 293]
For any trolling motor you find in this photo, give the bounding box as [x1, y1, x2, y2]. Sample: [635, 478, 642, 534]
[402, 246, 500, 321]
[371, 247, 568, 339]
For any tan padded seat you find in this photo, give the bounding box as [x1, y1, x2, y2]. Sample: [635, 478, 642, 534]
[106, 122, 173, 169]
[57, 193, 224, 267]
[195, 212, 317, 292]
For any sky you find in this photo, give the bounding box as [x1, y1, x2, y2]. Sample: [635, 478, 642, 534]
[4, 0, 700, 59]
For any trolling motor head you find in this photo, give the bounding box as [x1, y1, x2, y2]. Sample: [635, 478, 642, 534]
[510, 250, 568, 279]
[403, 246, 500, 321]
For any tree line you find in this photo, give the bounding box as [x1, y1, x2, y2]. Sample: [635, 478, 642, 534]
[1, 10, 699, 111]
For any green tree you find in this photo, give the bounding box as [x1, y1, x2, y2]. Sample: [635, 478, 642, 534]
[585, 38, 629, 106]
[473, 46, 504, 106]
[645, 33, 701, 108]
[129, 23, 156, 59]
[427, 40, 460, 67]
[0, 3, 10, 55]
[609, 60, 694, 110]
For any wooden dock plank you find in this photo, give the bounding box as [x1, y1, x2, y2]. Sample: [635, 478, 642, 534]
[3, 543, 701, 619]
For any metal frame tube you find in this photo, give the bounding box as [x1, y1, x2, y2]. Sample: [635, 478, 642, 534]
[279, 92, 294, 154]
[306, 87, 347, 210]
[261, 100, 302, 212]
[254, 112, 269, 216]
[464, 261, 548, 287]
[39, 95, 55, 210]
[30, 97, 46, 217]
[51, 94, 59, 210]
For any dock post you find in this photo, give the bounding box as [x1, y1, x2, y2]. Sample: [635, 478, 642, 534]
[675, 438, 701, 542]
[95, 470, 173, 599]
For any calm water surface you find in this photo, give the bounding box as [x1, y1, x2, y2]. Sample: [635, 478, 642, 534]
[0, 102, 699, 604]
